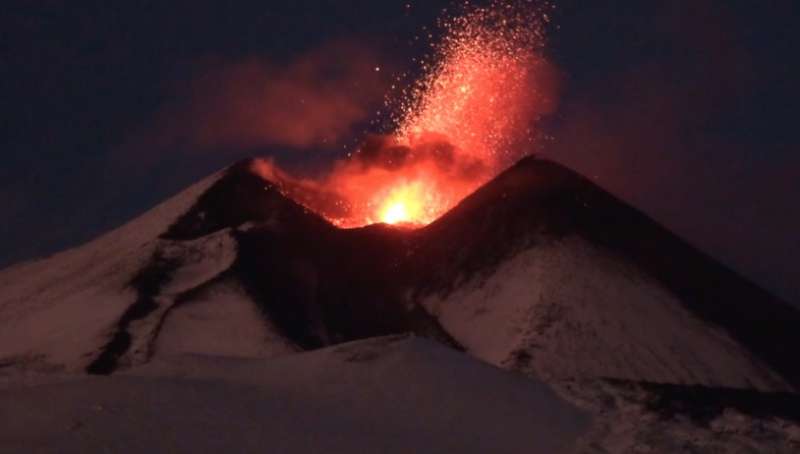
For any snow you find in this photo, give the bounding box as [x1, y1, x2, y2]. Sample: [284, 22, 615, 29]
[0, 170, 223, 371]
[121, 228, 242, 367]
[569, 380, 800, 453]
[1, 156, 797, 453]
[158, 229, 239, 296]
[153, 277, 297, 359]
[420, 235, 789, 390]
[0, 335, 590, 454]
[0, 164, 305, 373]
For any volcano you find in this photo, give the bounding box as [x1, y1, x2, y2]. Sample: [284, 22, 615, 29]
[2, 156, 799, 452]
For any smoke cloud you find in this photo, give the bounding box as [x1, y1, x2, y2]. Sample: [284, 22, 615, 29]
[141, 42, 391, 151]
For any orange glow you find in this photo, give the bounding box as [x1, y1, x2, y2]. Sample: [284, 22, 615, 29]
[253, 2, 557, 229]
[396, 22, 547, 164]
[316, 153, 474, 227]
[375, 181, 441, 225]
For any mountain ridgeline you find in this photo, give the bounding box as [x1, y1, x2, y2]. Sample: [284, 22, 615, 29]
[1, 156, 798, 393]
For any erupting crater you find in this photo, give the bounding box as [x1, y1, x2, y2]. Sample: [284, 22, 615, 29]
[257, 1, 558, 229]
[376, 181, 435, 225]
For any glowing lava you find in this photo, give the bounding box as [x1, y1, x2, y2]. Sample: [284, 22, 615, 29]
[375, 181, 440, 225]
[382, 202, 409, 224]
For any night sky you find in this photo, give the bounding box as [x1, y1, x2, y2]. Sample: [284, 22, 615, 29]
[2, 1, 798, 305]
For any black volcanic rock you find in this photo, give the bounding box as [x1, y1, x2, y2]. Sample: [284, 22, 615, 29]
[161, 159, 332, 241]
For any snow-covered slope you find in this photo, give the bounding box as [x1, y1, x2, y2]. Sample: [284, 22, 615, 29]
[152, 277, 295, 359]
[0, 336, 590, 454]
[2, 155, 800, 452]
[418, 236, 785, 389]
[0, 170, 224, 371]
[1, 156, 798, 389]
[400, 157, 800, 392]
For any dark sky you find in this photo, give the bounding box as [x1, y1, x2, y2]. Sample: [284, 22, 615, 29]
[2, 1, 798, 305]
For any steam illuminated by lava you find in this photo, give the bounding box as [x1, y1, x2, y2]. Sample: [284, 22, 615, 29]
[260, 1, 557, 228]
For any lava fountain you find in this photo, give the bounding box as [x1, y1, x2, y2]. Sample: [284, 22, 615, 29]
[261, 1, 558, 228]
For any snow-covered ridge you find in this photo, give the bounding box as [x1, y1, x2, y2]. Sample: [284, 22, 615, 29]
[2, 156, 800, 453]
[421, 235, 787, 390]
[0, 156, 798, 395]
[0, 169, 224, 371]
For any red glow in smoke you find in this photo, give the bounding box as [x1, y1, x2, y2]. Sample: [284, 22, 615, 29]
[134, 42, 390, 153]
[262, 1, 558, 227]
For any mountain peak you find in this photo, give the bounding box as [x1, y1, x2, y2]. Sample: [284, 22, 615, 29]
[2, 155, 799, 390]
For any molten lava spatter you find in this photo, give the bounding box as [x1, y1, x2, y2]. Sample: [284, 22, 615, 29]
[395, 1, 553, 161]
[257, 1, 557, 228]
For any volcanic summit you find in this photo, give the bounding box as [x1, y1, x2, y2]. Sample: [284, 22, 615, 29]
[2, 155, 800, 452]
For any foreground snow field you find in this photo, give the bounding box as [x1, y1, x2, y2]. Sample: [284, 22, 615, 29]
[0, 336, 589, 454]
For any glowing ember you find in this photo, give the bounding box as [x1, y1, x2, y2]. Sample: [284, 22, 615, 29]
[259, 1, 557, 228]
